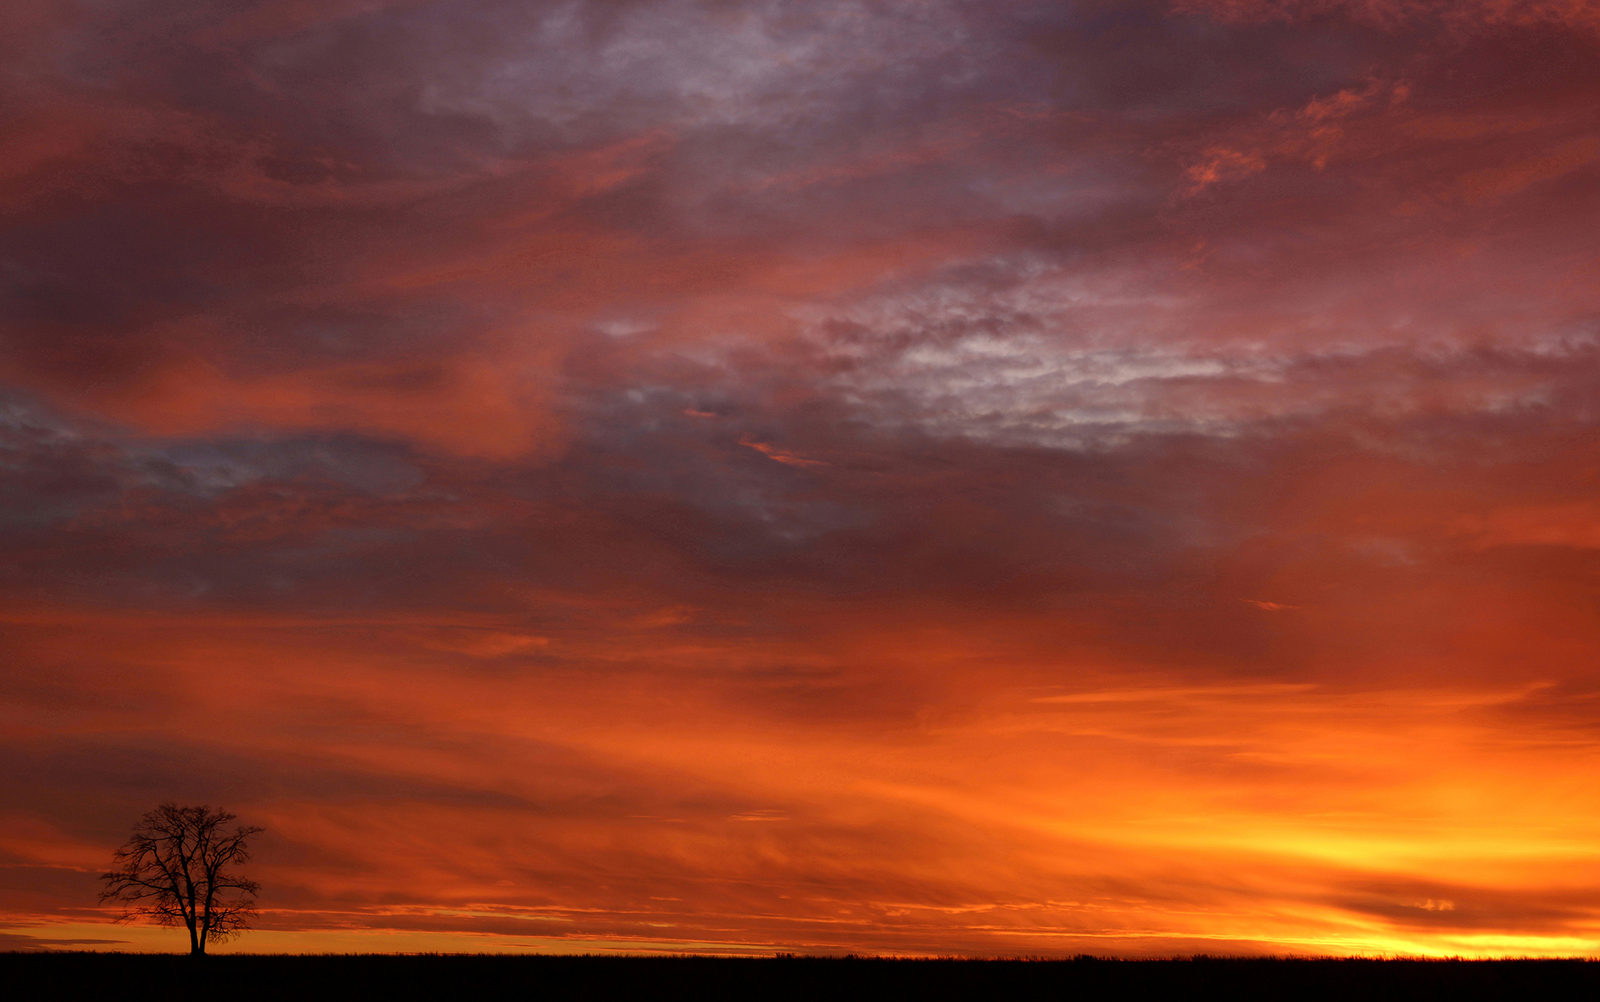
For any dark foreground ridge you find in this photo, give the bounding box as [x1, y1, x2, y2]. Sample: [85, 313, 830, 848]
[6, 952, 1598, 1000]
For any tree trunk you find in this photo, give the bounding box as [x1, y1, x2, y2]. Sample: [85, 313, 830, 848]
[188, 885, 202, 955]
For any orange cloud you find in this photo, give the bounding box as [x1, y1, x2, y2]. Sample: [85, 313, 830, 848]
[1180, 79, 1401, 196]
[80, 356, 560, 460]
[738, 435, 830, 468]
[6, 605, 1600, 956]
[1452, 137, 1600, 203]
[1183, 147, 1268, 195]
[1453, 502, 1600, 549]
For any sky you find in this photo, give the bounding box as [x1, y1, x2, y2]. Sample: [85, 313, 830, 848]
[2, 0, 1599, 957]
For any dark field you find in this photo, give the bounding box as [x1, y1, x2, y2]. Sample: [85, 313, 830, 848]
[6, 953, 1599, 1000]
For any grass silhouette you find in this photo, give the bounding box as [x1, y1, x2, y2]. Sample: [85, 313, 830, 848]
[5, 952, 1599, 1000]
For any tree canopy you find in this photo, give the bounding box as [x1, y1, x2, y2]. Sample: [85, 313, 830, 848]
[99, 803, 264, 955]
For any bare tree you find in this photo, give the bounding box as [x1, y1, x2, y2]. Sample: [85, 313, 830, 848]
[99, 803, 264, 955]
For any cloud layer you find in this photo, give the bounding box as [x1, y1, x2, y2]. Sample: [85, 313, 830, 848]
[2, 0, 1599, 955]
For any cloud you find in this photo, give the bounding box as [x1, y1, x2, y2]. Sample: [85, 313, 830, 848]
[0, 932, 131, 951]
[1452, 502, 1600, 550]
[1173, 0, 1600, 33]
[3, 0, 1600, 957]
[738, 434, 830, 468]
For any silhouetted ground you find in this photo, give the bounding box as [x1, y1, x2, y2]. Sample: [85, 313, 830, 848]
[5, 952, 1598, 1000]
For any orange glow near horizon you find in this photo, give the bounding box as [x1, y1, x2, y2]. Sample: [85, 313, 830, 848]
[3, 0, 1600, 958]
[8, 594, 1600, 956]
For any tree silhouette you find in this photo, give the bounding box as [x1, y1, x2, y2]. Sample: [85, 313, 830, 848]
[99, 803, 264, 955]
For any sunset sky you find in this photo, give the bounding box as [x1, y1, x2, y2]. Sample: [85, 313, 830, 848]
[4, 0, 1600, 957]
